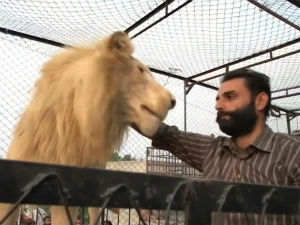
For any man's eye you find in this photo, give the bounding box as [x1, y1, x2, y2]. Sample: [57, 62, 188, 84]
[228, 94, 236, 99]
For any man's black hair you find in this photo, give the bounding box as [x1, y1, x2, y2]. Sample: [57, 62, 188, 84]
[221, 68, 271, 117]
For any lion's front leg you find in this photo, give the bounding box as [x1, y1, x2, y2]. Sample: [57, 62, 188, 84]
[0, 203, 19, 225]
[51, 205, 78, 225]
[89, 207, 101, 225]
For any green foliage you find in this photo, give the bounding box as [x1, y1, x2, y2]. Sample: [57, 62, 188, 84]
[110, 152, 135, 161]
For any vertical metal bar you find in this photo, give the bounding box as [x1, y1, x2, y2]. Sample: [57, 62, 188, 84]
[128, 208, 131, 225]
[100, 209, 105, 225]
[35, 206, 39, 225]
[82, 207, 85, 224]
[158, 210, 161, 225]
[286, 113, 292, 134]
[117, 210, 120, 225]
[187, 198, 212, 225]
[184, 80, 187, 132]
[146, 148, 149, 174]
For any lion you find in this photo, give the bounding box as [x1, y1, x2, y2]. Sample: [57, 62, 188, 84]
[0, 31, 175, 225]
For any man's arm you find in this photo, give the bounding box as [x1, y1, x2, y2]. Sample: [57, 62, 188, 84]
[151, 123, 217, 172]
[290, 150, 300, 186]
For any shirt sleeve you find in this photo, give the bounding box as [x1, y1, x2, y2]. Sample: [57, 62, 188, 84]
[152, 123, 218, 172]
[290, 148, 300, 186]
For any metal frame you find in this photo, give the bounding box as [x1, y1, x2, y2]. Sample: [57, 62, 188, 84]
[271, 85, 300, 100]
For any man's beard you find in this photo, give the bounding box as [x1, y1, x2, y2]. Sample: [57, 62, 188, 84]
[216, 101, 258, 138]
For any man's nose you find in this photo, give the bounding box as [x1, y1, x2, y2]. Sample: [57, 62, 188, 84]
[215, 100, 223, 111]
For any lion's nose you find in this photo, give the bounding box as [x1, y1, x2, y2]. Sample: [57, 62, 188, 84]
[169, 93, 176, 109]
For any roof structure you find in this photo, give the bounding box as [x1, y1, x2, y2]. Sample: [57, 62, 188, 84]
[0, 0, 299, 114]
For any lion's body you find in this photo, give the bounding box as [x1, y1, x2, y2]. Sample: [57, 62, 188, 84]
[7, 47, 124, 167]
[0, 32, 175, 225]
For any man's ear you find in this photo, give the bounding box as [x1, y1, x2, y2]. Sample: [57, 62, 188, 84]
[255, 92, 269, 112]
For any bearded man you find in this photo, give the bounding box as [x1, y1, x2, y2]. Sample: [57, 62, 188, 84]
[143, 68, 300, 225]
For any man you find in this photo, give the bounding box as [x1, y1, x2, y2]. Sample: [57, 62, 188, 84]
[147, 68, 300, 225]
[42, 216, 51, 225]
[19, 209, 35, 225]
[75, 217, 83, 225]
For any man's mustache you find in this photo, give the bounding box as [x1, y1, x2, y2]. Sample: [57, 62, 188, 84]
[217, 110, 236, 119]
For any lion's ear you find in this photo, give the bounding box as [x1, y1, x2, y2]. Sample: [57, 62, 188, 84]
[108, 31, 134, 56]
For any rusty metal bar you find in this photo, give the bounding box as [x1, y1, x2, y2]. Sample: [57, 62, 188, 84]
[246, 0, 300, 31]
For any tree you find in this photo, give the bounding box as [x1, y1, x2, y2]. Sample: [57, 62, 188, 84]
[110, 152, 135, 161]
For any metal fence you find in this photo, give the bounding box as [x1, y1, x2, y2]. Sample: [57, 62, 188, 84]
[0, 160, 299, 225]
[146, 147, 202, 178]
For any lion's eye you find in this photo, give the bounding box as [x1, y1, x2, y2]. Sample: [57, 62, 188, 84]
[138, 66, 144, 74]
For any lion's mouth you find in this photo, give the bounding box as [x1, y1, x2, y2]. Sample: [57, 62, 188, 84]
[141, 105, 163, 120]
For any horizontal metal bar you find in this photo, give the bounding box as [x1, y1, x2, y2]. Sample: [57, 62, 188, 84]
[287, 0, 300, 8]
[247, 0, 300, 31]
[188, 38, 300, 80]
[149, 67, 186, 81]
[131, 0, 193, 39]
[291, 108, 300, 111]
[272, 85, 300, 93]
[189, 48, 300, 85]
[271, 105, 300, 116]
[149, 67, 218, 93]
[0, 27, 69, 48]
[0, 159, 299, 216]
[124, 0, 175, 34]
[271, 92, 300, 100]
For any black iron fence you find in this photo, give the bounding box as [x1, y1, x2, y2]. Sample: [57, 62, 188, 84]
[0, 159, 299, 225]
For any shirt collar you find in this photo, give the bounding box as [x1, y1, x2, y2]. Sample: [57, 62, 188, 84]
[223, 125, 274, 153]
[252, 125, 274, 152]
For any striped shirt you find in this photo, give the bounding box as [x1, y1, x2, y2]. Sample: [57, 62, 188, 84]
[152, 124, 300, 225]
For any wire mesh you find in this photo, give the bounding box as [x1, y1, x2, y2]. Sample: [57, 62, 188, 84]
[0, 0, 299, 224]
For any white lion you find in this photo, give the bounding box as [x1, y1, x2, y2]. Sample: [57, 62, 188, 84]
[0, 31, 175, 225]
